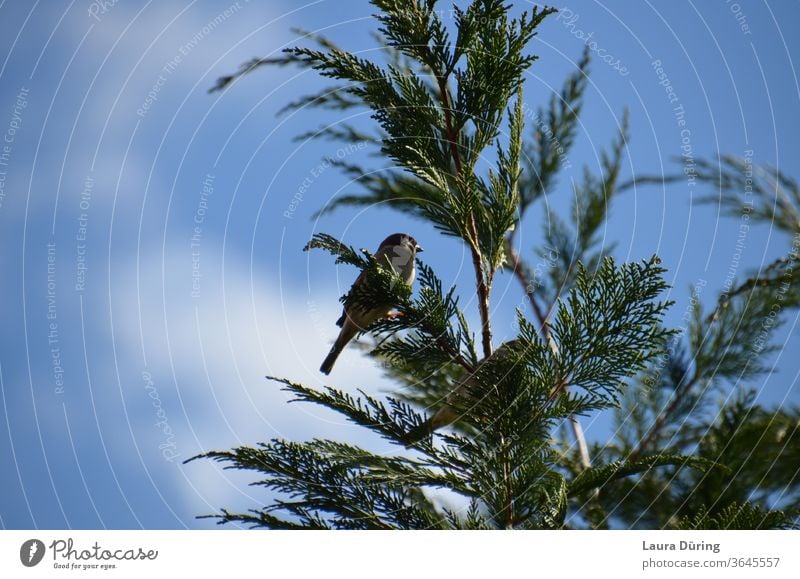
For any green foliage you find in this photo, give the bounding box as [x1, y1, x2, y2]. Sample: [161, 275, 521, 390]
[197, 232, 682, 529]
[193, 437, 447, 529]
[285, 0, 554, 279]
[370, 261, 479, 373]
[596, 151, 800, 529]
[537, 110, 629, 307]
[602, 281, 800, 527]
[304, 233, 412, 314]
[568, 454, 715, 498]
[197, 0, 800, 531]
[547, 256, 674, 402]
[677, 503, 798, 531]
[690, 391, 800, 507]
[520, 46, 590, 213]
[624, 154, 800, 236]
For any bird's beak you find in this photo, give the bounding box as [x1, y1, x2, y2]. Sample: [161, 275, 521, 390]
[416, 244, 424, 253]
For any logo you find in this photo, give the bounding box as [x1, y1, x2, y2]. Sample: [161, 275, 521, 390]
[20, 539, 46, 567]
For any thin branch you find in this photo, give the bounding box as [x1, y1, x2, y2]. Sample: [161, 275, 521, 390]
[506, 235, 592, 470]
[421, 320, 476, 375]
[506, 240, 549, 331]
[570, 417, 592, 471]
[434, 59, 503, 523]
[436, 74, 493, 359]
[501, 434, 515, 528]
[627, 374, 700, 464]
[705, 256, 793, 324]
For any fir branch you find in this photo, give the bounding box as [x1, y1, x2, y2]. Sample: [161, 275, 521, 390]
[707, 251, 800, 323]
[621, 154, 800, 236]
[209, 27, 346, 93]
[569, 454, 715, 497]
[503, 102, 630, 467]
[271, 376, 420, 443]
[311, 164, 435, 218]
[504, 237, 593, 470]
[540, 256, 675, 413]
[192, 1, 800, 531]
[304, 232, 413, 314]
[370, 261, 478, 374]
[520, 46, 591, 213]
[688, 390, 800, 509]
[677, 503, 798, 530]
[292, 123, 377, 145]
[537, 110, 629, 311]
[277, 86, 365, 118]
[628, 266, 797, 462]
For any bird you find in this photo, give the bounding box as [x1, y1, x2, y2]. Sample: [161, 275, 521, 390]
[403, 339, 525, 445]
[320, 233, 423, 375]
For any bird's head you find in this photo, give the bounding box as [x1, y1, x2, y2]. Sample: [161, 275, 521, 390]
[381, 233, 423, 255]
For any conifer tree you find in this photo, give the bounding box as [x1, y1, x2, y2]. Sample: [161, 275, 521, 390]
[603, 156, 800, 529]
[192, 0, 798, 529]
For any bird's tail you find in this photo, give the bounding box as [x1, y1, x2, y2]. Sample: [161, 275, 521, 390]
[402, 418, 435, 446]
[320, 343, 344, 375]
[402, 407, 456, 446]
[320, 331, 350, 375]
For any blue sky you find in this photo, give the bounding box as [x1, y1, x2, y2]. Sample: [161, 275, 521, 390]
[0, 1, 798, 529]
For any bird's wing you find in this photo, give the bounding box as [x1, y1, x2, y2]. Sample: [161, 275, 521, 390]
[336, 270, 367, 327]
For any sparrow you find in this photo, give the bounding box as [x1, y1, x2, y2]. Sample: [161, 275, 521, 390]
[320, 233, 423, 375]
[403, 339, 525, 444]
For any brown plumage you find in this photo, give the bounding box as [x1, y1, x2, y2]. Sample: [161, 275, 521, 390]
[403, 339, 524, 444]
[320, 233, 422, 375]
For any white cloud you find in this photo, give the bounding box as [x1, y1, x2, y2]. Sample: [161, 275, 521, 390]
[110, 243, 399, 521]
